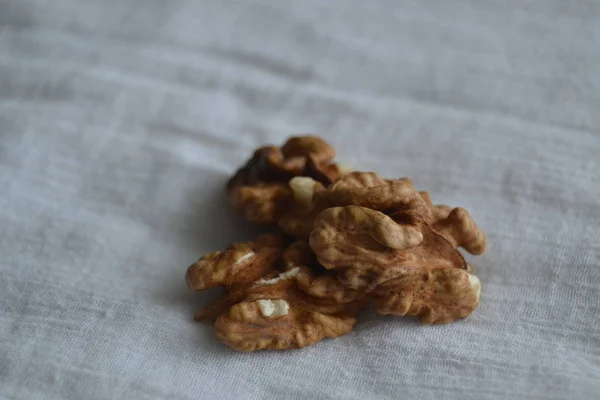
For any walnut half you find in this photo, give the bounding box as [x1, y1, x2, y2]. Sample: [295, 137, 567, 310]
[308, 172, 485, 324]
[189, 237, 366, 351]
[186, 234, 285, 291]
[227, 135, 345, 224]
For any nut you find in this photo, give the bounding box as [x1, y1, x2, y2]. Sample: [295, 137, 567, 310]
[289, 176, 323, 208]
[226, 146, 303, 190]
[278, 177, 330, 238]
[281, 136, 335, 165]
[431, 207, 487, 255]
[372, 265, 481, 324]
[309, 205, 480, 323]
[227, 136, 345, 224]
[310, 206, 465, 288]
[304, 155, 345, 186]
[211, 269, 363, 351]
[282, 241, 366, 304]
[229, 182, 293, 224]
[280, 172, 431, 240]
[325, 172, 430, 216]
[191, 238, 366, 351]
[186, 234, 285, 292]
[213, 257, 365, 351]
[214, 298, 357, 352]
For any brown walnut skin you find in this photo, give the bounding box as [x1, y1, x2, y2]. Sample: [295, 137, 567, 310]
[286, 172, 486, 256]
[325, 172, 430, 216]
[278, 190, 331, 239]
[280, 172, 432, 240]
[212, 265, 365, 352]
[282, 241, 366, 305]
[186, 234, 285, 292]
[309, 205, 483, 323]
[372, 265, 481, 324]
[309, 206, 466, 290]
[430, 207, 486, 255]
[229, 182, 293, 225]
[227, 136, 344, 224]
[214, 299, 357, 352]
[288, 171, 486, 255]
[418, 190, 486, 254]
[189, 238, 366, 351]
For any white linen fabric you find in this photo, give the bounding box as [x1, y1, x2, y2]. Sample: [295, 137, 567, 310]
[1, 1, 599, 399]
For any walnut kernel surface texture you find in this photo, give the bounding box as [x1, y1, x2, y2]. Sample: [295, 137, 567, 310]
[186, 135, 487, 351]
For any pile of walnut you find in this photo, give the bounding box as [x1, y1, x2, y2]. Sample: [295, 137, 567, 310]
[186, 135, 486, 352]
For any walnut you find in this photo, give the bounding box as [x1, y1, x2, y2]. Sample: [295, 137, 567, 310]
[282, 241, 366, 304]
[227, 136, 345, 224]
[280, 136, 335, 165]
[229, 182, 293, 224]
[323, 174, 484, 254]
[309, 204, 483, 323]
[418, 189, 486, 254]
[295, 171, 486, 255]
[430, 207, 486, 255]
[278, 177, 331, 239]
[280, 172, 431, 239]
[214, 296, 357, 352]
[186, 234, 285, 292]
[372, 265, 481, 324]
[288, 176, 326, 209]
[190, 238, 366, 351]
[325, 172, 430, 216]
[212, 266, 362, 352]
[310, 206, 463, 288]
